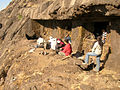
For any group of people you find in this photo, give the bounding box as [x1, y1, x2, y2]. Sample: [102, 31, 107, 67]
[36, 29, 107, 72]
[49, 34, 72, 56]
[36, 34, 72, 56]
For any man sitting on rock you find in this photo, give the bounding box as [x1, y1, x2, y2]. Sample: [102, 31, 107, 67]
[82, 36, 103, 72]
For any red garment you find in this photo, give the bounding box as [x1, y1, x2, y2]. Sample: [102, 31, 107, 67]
[57, 39, 64, 46]
[60, 41, 64, 45]
[61, 43, 72, 56]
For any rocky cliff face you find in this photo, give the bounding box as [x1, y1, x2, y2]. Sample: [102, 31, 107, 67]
[18, 0, 120, 19]
[0, 0, 120, 43]
[0, 0, 120, 90]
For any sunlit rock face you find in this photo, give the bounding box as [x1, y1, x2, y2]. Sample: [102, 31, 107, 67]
[18, 0, 120, 19]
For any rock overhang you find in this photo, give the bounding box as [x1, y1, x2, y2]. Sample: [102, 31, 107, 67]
[18, 0, 120, 20]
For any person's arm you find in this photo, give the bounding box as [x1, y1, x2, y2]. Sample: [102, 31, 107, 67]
[62, 44, 69, 53]
[92, 42, 97, 52]
[89, 49, 92, 52]
[62, 46, 65, 49]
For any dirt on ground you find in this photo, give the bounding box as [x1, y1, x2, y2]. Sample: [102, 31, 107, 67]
[0, 39, 119, 90]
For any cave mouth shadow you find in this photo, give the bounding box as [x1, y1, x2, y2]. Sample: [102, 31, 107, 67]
[26, 34, 38, 40]
[34, 19, 72, 31]
[32, 16, 120, 39]
[77, 63, 97, 71]
[0, 23, 2, 29]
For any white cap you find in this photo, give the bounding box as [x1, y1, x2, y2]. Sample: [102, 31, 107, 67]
[57, 40, 60, 43]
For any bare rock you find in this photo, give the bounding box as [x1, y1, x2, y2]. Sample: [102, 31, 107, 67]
[80, 84, 94, 90]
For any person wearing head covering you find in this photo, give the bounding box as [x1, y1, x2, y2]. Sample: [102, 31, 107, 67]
[55, 39, 65, 53]
[58, 39, 72, 56]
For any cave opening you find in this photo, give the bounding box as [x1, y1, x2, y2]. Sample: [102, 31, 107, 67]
[93, 22, 109, 38]
[26, 34, 38, 40]
[0, 23, 2, 29]
[29, 20, 72, 40]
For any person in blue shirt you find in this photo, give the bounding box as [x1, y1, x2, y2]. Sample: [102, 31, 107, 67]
[64, 34, 71, 44]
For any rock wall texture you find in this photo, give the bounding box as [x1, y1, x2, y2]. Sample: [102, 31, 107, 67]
[19, 0, 120, 19]
[105, 20, 120, 73]
[0, 0, 120, 44]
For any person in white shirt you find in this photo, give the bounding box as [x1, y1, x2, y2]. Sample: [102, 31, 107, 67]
[37, 37, 44, 46]
[102, 29, 107, 44]
[83, 36, 103, 72]
[48, 36, 57, 50]
[35, 37, 45, 48]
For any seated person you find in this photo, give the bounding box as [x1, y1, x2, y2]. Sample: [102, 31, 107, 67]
[101, 29, 107, 44]
[55, 39, 65, 53]
[35, 37, 45, 48]
[48, 36, 57, 50]
[58, 39, 72, 56]
[82, 36, 103, 72]
[64, 34, 71, 44]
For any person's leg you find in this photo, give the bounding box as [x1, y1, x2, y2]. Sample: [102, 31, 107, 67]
[102, 40, 105, 44]
[84, 52, 90, 64]
[55, 45, 59, 49]
[56, 45, 62, 53]
[84, 52, 98, 64]
[94, 56, 100, 71]
[58, 52, 65, 56]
